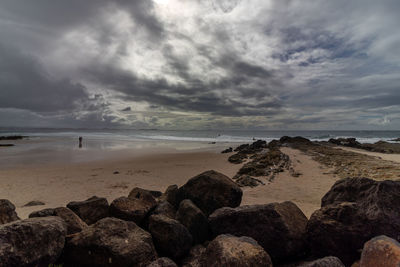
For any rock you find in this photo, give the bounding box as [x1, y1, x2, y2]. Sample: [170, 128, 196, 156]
[298, 256, 345, 267]
[0, 217, 67, 267]
[228, 153, 247, 164]
[176, 199, 209, 244]
[64, 217, 157, 266]
[200, 234, 272, 267]
[249, 140, 267, 150]
[308, 178, 400, 265]
[0, 199, 19, 224]
[110, 196, 156, 224]
[181, 245, 206, 267]
[328, 138, 361, 148]
[23, 200, 45, 207]
[235, 175, 265, 187]
[129, 187, 162, 201]
[113, 171, 119, 174]
[359, 235, 400, 267]
[221, 147, 233, 153]
[147, 257, 178, 267]
[29, 208, 56, 218]
[67, 196, 109, 225]
[29, 207, 87, 235]
[152, 201, 176, 219]
[148, 215, 192, 260]
[234, 143, 250, 152]
[209, 201, 308, 263]
[176, 170, 242, 215]
[280, 136, 312, 144]
[162, 184, 179, 206]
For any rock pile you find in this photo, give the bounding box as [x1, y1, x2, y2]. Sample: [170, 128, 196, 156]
[1, 172, 400, 266]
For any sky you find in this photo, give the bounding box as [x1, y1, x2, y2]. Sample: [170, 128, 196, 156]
[0, 0, 399, 130]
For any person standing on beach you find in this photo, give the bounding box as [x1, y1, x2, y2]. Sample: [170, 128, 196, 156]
[79, 136, 82, 148]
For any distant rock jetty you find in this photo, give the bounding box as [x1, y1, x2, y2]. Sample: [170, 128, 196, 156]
[1, 162, 400, 266]
[0, 135, 27, 147]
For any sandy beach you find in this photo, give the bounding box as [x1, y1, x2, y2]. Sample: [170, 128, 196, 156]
[0, 137, 346, 219]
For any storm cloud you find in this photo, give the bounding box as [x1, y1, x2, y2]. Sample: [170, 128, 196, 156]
[0, 0, 399, 129]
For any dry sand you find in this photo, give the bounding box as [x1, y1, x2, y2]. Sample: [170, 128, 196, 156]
[0, 143, 344, 219]
[339, 146, 400, 164]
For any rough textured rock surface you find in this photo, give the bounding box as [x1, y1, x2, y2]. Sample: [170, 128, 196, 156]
[176, 199, 209, 244]
[0, 199, 20, 224]
[128, 187, 159, 203]
[162, 184, 179, 207]
[298, 256, 345, 267]
[147, 257, 178, 267]
[200, 234, 272, 267]
[148, 215, 192, 260]
[235, 175, 265, 187]
[209, 201, 308, 263]
[307, 178, 400, 265]
[23, 200, 45, 207]
[152, 201, 176, 219]
[29, 207, 87, 234]
[0, 217, 67, 267]
[359, 235, 400, 267]
[181, 245, 205, 267]
[64, 217, 157, 267]
[176, 170, 242, 215]
[67, 196, 109, 225]
[110, 196, 156, 224]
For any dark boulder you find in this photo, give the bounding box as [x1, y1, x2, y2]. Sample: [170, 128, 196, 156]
[235, 175, 265, 187]
[110, 196, 156, 224]
[200, 234, 272, 267]
[181, 245, 205, 267]
[280, 136, 312, 144]
[234, 143, 250, 152]
[23, 200, 45, 207]
[176, 170, 242, 215]
[228, 153, 247, 164]
[64, 217, 157, 267]
[308, 178, 400, 265]
[0, 217, 67, 267]
[0, 199, 19, 224]
[128, 187, 161, 201]
[67, 196, 109, 225]
[176, 199, 209, 244]
[209, 201, 308, 263]
[148, 215, 192, 260]
[29, 207, 87, 235]
[147, 257, 178, 267]
[328, 138, 360, 148]
[297, 256, 345, 267]
[152, 201, 176, 219]
[162, 185, 179, 207]
[221, 147, 233, 153]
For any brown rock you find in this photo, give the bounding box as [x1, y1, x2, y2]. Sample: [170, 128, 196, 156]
[110, 196, 156, 224]
[64, 217, 157, 267]
[200, 234, 272, 267]
[148, 214, 192, 260]
[0, 217, 67, 267]
[176, 170, 242, 215]
[176, 199, 209, 244]
[67, 196, 109, 225]
[0, 199, 19, 224]
[235, 175, 265, 187]
[128, 187, 160, 203]
[23, 200, 45, 207]
[152, 201, 176, 219]
[181, 245, 206, 267]
[360, 235, 400, 267]
[209, 201, 308, 263]
[162, 185, 179, 206]
[29, 208, 56, 218]
[298, 256, 345, 267]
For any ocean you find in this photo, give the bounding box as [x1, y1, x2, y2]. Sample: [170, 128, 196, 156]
[1, 128, 400, 144]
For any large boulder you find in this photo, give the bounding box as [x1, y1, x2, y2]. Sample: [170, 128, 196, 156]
[147, 257, 178, 267]
[128, 187, 160, 203]
[0, 199, 19, 224]
[200, 234, 272, 267]
[176, 170, 242, 215]
[148, 215, 192, 260]
[67, 196, 109, 225]
[29, 207, 87, 235]
[181, 245, 206, 267]
[152, 201, 176, 219]
[0, 217, 67, 267]
[161, 185, 179, 207]
[359, 235, 400, 267]
[176, 199, 209, 244]
[307, 178, 400, 265]
[110, 196, 156, 224]
[209, 201, 308, 263]
[64, 217, 157, 266]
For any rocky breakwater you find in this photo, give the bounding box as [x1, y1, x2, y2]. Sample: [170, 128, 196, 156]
[2, 170, 400, 266]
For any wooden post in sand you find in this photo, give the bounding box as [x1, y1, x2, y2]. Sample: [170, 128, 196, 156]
[79, 136, 82, 148]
